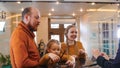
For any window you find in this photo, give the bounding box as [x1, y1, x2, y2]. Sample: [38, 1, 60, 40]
[64, 24, 72, 28]
[51, 35, 60, 41]
[51, 24, 59, 29]
[0, 21, 5, 32]
[99, 22, 116, 58]
[48, 18, 75, 42]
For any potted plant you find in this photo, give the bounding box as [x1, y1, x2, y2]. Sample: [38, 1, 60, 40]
[0, 53, 12, 68]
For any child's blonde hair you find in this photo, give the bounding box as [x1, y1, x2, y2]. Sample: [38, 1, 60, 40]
[46, 39, 61, 53]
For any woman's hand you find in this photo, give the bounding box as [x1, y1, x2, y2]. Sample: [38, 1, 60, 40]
[65, 56, 75, 67]
[79, 49, 86, 55]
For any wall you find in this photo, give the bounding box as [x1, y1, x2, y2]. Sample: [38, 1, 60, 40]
[0, 15, 11, 55]
[37, 17, 48, 45]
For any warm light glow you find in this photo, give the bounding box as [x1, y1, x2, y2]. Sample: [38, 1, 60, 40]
[6, 14, 21, 19]
[17, 1, 21, 4]
[72, 13, 75, 16]
[56, 1, 59, 4]
[51, 8, 55, 11]
[91, 2, 95, 5]
[21, 8, 24, 11]
[117, 4, 119, 6]
[80, 8, 83, 12]
[87, 9, 117, 12]
[48, 13, 51, 16]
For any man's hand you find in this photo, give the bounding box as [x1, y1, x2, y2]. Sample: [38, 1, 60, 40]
[100, 52, 110, 60]
[92, 49, 101, 59]
[92, 49, 110, 60]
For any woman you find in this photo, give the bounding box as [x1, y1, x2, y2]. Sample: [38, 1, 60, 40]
[61, 24, 86, 68]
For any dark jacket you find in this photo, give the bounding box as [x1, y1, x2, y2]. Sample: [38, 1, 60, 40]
[97, 44, 120, 68]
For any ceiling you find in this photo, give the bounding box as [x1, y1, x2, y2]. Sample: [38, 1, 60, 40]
[0, 0, 119, 18]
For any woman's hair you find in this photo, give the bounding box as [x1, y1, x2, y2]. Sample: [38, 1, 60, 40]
[64, 24, 76, 37]
[46, 39, 61, 52]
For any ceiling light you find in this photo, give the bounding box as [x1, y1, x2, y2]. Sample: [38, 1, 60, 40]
[51, 8, 55, 11]
[17, 1, 21, 4]
[87, 9, 117, 12]
[91, 2, 95, 5]
[48, 13, 51, 16]
[80, 8, 83, 12]
[72, 13, 75, 16]
[56, 1, 59, 5]
[116, 4, 119, 6]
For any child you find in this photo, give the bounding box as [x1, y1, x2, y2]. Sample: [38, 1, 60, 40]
[39, 39, 75, 68]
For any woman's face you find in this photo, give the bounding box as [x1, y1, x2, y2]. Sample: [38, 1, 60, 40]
[48, 43, 61, 55]
[67, 27, 77, 41]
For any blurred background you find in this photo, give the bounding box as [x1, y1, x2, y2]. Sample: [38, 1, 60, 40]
[0, 0, 120, 67]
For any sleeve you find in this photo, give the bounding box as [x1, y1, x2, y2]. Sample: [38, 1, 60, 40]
[77, 41, 86, 64]
[96, 47, 120, 68]
[39, 54, 50, 65]
[61, 55, 73, 61]
[97, 56, 109, 68]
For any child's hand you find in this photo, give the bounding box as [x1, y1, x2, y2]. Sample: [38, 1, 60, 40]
[48, 53, 60, 63]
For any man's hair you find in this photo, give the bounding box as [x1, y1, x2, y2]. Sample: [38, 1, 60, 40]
[22, 7, 32, 20]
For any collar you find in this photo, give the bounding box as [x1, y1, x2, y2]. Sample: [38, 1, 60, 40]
[18, 21, 35, 39]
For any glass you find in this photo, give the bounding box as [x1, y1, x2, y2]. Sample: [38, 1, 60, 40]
[64, 24, 72, 28]
[51, 35, 60, 41]
[51, 24, 59, 29]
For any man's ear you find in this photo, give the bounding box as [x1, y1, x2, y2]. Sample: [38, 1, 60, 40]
[26, 15, 30, 21]
[24, 15, 30, 24]
[28, 16, 30, 21]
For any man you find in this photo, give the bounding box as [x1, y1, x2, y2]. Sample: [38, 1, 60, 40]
[10, 7, 60, 68]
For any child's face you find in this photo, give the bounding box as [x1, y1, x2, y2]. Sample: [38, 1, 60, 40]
[48, 43, 61, 55]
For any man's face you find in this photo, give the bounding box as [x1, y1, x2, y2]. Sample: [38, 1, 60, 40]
[28, 8, 40, 31]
